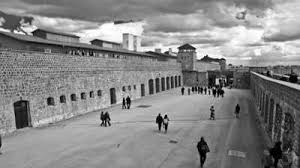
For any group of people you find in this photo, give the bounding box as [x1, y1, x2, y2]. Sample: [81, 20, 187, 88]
[122, 96, 132, 109]
[100, 111, 111, 127]
[181, 86, 225, 98]
[155, 114, 170, 133]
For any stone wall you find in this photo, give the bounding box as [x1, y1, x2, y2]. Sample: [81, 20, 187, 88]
[182, 71, 208, 86]
[0, 50, 182, 135]
[195, 61, 220, 72]
[250, 72, 300, 167]
[233, 71, 250, 89]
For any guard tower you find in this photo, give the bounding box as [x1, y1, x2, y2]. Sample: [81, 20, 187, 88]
[177, 44, 197, 71]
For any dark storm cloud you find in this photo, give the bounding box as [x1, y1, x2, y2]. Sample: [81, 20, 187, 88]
[263, 32, 300, 42]
[142, 31, 228, 47]
[19, 0, 275, 22]
[0, 10, 33, 33]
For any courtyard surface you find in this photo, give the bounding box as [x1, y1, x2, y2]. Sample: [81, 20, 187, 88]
[0, 88, 266, 168]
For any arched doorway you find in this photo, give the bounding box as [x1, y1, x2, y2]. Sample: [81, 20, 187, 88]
[161, 78, 165, 91]
[166, 77, 170, 90]
[175, 76, 178, 87]
[171, 76, 174, 88]
[110, 88, 117, 104]
[155, 78, 160, 93]
[274, 104, 283, 141]
[14, 100, 30, 129]
[149, 79, 154, 95]
[264, 95, 269, 123]
[282, 112, 295, 151]
[261, 93, 265, 117]
[268, 99, 275, 137]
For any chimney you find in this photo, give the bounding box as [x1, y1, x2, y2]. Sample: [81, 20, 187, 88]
[155, 48, 161, 53]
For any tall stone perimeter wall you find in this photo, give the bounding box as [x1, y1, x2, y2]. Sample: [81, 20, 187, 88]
[195, 61, 220, 72]
[250, 72, 300, 167]
[182, 71, 208, 86]
[0, 50, 182, 134]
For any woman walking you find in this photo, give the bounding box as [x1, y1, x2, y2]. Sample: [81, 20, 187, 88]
[163, 115, 170, 133]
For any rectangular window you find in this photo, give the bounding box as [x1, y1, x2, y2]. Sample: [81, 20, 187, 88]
[90, 91, 94, 98]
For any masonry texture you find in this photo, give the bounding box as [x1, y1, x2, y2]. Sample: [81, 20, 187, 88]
[250, 72, 300, 167]
[0, 50, 182, 134]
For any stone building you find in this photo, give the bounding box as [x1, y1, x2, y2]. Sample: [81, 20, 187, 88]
[0, 30, 219, 135]
[177, 44, 221, 86]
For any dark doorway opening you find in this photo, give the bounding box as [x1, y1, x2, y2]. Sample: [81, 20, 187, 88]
[155, 78, 160, 93]
[149, 79, 154, 95]
[141, 84, 145, 97]
[175, 76, 178, 87]
[14, 100, 30, 129]
[166, 77, 170, 90]
[110, 88, 117, 104]
[161, 78, 165, 91]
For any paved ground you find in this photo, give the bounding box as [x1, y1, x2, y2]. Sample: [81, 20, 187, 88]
[0, 88, 266, 168]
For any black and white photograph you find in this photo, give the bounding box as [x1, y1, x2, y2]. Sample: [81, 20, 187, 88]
[0, 0, 299, 167]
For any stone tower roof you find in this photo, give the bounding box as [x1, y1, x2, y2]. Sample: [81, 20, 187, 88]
[178, 43, 196, 50]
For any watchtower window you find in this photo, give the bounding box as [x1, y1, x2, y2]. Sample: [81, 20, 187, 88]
[90, 91, 94, 98]
[81, 92, 86, 100]
[97, 90, 102, 97]
[60, 95, 66, 103]
[47, 97, 55, 106]
[71, 94, 77, 101]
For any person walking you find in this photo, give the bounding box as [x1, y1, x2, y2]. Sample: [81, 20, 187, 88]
[156, 113, 163, 131]
[122, 97, 126, 109]
[104, 111, 111, 127]
[210, 105, 215, 120]
[188, 88, 191, 95]
[204, 87, 207, 95]
[270, 141, 283, 168]
[235, 104, 240, 118]
[181, 87, 185, 95]
[100, 111, 105, 126]
[262, 149, 274, 168]
[126, 96, 131, 109]
[197, 137, 210, 168]
[163, 115, 170, 133]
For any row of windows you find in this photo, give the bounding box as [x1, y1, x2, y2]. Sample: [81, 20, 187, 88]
[47, 90, 102, 106]
[122, 85, 137, 92]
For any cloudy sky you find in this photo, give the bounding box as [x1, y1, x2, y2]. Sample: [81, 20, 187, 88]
[0, 0, 300, 66]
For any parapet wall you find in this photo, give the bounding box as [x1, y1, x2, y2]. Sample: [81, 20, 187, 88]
[0, 50, 182, 134]
[250, 72, 300, 166]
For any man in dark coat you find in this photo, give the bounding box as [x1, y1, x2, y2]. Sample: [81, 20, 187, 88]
[235, 104, 240, 118]
[122, 97, 126, 109]
[100, 111, 105, 126]
[204, 87, 207, 94]
[181, 87, 185, 95]
[104, 112, 111, 127]
[126, 96, 131, 109]
[197, 137, 210, 168]
[270, 141, 283, 168]
[156, 113, 163, 131]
